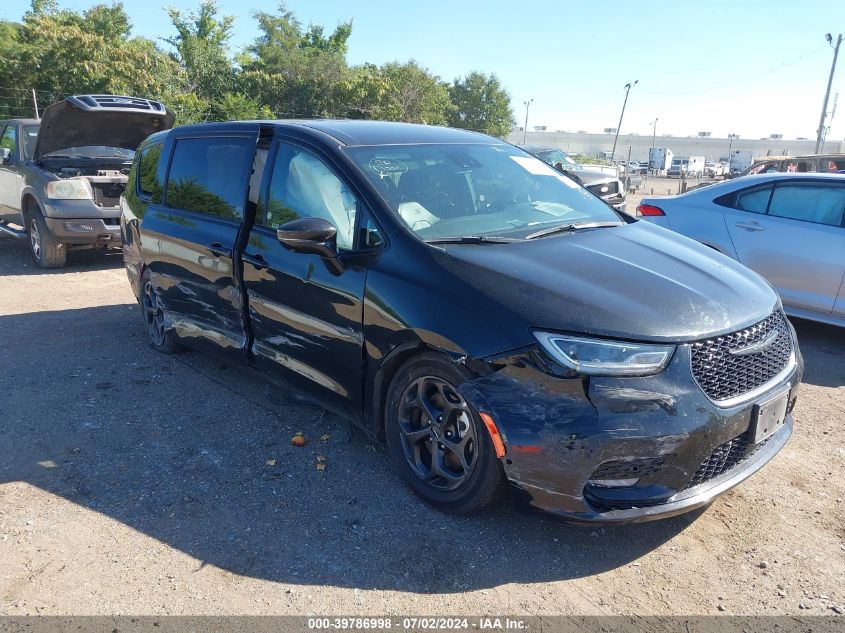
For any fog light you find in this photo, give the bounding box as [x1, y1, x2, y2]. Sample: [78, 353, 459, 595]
[64, 221, 95, 232]
[587, 478, 640, 488]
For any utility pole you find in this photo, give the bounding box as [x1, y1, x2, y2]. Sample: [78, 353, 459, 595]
[31, 89, 39, 120]
[727, 133, 738, 174]
[522, 98, 533, 145]
[821, 92, 838, 153]
[816, 33, 842, 154]
[611, 80, 638, 162]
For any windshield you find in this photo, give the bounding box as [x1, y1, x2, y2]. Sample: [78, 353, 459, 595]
[22, 125, 39, 159]
[347, 143, 622, 241]
[41, 145, 135, 160]
[535, 149, 582, 171]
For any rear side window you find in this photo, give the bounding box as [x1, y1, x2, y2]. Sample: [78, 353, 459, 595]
[137, 143, 163, 202]
[165, 137, 254, 220]
[768, 183, 845, 227]
[734, 185, 772, 213]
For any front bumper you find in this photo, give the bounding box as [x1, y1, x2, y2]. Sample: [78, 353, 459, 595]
[514, 417, 792, 523]
[459, 333, 803, 524]
[44, 217, 121, 244]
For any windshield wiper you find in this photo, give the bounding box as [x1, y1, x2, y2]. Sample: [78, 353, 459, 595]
[525, 221, 622, 240]
[425, 235, 520, 245]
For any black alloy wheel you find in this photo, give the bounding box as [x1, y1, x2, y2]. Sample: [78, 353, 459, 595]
[397, 376, 478, 491]
[385, 352, 506, 514]
[140, 271, 176, 353]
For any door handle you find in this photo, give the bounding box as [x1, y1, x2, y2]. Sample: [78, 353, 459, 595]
[243, 252, 268, 270]
[735, 222, 766, 232]
[207, 242, 231, 257]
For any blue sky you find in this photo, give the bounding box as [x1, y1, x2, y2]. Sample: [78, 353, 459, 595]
[3, 0, 845, 140]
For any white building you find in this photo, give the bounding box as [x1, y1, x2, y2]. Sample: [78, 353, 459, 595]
[509, 129, 844, 163]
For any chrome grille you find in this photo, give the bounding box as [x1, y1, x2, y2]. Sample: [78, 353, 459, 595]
[690, 310, 792, 402]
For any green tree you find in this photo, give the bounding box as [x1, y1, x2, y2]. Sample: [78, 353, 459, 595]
[165, 0, 234, 99]
[448, 71, 514, 138]
[375, 61, 452, 125]
[7, 7, 185, 110]
[240, 3, 353, 117]
[83, 3, 131, 41]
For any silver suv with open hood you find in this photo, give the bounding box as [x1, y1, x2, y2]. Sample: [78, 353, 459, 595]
[0, 95, 174, 268]
[519, 145, 626, 212]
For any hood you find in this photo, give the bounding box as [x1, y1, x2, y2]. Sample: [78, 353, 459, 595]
[34, 95, 174, 160]
[567, 168, 617, 185]
[439, 221, 778, 344]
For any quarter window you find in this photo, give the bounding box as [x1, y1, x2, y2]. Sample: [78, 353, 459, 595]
[137, 143, 163, 201]
[260, 143, 357, 249]
[165, 137, 254, 220]
[768, 183, 845, 227]
[734, 185, 772, 213]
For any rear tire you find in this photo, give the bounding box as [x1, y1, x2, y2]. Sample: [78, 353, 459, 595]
[384, 352, 506, 514]
[28, 207, 66, 269]
[140, 269, 177, 354]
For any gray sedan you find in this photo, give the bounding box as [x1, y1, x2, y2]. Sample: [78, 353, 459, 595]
[638, 173, 845, 327]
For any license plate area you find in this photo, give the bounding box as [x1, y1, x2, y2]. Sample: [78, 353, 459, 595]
[749, 388, 789, 444]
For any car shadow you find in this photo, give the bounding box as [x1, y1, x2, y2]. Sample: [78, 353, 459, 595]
[0, 305, 703, 592]
[790, 317, 845, 388]
[0, 233, 123, 276]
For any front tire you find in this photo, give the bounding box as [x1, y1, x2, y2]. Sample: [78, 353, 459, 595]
[140, 270, 177, 354]
[28, 208, 66, 268]
[385, 352, 506, 514]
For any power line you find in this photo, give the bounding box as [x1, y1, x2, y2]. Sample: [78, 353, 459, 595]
[640, 45, 828, 96]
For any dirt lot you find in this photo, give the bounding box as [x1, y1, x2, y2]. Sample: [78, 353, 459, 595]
[0, 230, 843, 617]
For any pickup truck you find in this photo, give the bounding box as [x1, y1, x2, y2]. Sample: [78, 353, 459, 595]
[0, 95, 173, 268]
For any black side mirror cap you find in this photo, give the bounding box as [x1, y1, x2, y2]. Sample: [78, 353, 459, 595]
[276, 217, 339, 260]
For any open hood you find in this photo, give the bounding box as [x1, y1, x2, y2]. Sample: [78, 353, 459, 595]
[34, 95, 174, 161]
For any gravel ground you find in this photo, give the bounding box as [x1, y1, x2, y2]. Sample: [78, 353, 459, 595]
[0, 233, 843, 617]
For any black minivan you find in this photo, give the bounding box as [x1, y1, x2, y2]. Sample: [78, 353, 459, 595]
[121, 120, 802, 522]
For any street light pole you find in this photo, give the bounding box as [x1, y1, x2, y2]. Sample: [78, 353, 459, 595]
[649, 117, 658, 170]
[816, 33, 842, 154]
[522, 98, 534, 145]
[650, 117, 658, 150]
[611, 80, 638, 162]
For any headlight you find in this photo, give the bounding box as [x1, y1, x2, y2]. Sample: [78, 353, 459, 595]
[46, 178, 92, 200]
[534, 332, 675, 376]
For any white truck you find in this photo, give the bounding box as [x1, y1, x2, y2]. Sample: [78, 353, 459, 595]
[729, 151, 754, 175]
[648, 147, 673, 172]
[667, 156, 705, 178]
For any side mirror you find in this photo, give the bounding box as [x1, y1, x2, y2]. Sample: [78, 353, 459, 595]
[0, 148, 10, 164]
[276, 217, 339, 259]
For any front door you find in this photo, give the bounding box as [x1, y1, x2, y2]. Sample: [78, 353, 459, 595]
[141, 129, 258, 356]
[0, 124, 24, 224]
[242, 139, 374, 418]
[725, 179, 845, 315]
